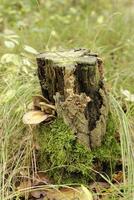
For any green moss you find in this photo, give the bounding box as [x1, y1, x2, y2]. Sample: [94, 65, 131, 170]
[93, 112, 121, 175]
[36, 113, 121, 184]
[36, 118, 93, 184]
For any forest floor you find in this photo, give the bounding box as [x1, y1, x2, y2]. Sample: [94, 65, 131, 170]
[0, 0, 134, 199]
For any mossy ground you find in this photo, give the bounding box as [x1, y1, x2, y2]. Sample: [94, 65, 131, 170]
[36, 112, 121, 184]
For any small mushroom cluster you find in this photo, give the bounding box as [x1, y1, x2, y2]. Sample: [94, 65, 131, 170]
[23, 95, 56, 125]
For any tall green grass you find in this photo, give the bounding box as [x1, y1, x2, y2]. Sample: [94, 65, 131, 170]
[110, 95, 134, 199]
[0, 72, 39, 199]
[0, 0, 134, 199]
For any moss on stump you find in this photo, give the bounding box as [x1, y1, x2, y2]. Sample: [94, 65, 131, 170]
[36, 113, 121, 184]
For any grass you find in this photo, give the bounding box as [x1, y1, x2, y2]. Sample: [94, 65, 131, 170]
[110, 95, 134, 199]
[0, 0, 134, 199]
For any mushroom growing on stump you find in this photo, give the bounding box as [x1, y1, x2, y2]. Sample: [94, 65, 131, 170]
[36, 48, 108, 150]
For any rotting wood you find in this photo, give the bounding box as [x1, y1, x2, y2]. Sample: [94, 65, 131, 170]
[36, 48, 108, 150]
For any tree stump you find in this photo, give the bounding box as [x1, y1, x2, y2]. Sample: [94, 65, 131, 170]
[36, 48, 108, 150]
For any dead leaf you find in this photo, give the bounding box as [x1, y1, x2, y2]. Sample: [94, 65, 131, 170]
[112, 171, 123, 183]
[33, 172, 52, 185]
[22, 111, 49, 124]
[45, 186, 93, 200]
[30, 190, 46, 198]
[90, 181, 110, 196]
[17, 181, 92, 200]
[29, 172, 51, 199]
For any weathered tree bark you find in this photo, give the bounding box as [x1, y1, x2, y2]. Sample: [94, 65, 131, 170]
[36, 48, 108, 150]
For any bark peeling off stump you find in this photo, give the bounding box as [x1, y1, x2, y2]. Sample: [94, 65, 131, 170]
[37, 48, 108, 150]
